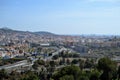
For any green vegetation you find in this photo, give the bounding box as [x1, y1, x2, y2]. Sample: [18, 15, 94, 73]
[51, 57, 120, 80]
[0, 58, 25, 66]
[97, 57, 117, 80]
[0, 70, 39, 80]
[0, 57, 120, 80]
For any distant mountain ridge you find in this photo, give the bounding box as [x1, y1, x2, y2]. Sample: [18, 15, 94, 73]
[0, 28, 57, 43]
[0, 28, 56, 35]
[34, 31, 56, 36]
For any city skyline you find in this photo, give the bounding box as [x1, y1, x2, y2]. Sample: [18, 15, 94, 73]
[0, 0, 120, 35]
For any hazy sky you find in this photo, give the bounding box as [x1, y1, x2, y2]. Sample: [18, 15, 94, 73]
[0, 0, 120, 35]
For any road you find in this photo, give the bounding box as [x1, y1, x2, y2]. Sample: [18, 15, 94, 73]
[0, 48, 68, 70]
[0, 60, 29, 70]
[44, 48, 67, 60]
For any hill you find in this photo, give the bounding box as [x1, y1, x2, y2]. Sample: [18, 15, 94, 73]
[0, 28, 57, 43]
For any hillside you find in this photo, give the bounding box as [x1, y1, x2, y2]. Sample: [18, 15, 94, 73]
[0, 28, 56, 43]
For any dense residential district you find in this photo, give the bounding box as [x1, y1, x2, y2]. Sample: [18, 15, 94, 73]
[0, 28, 120, 80]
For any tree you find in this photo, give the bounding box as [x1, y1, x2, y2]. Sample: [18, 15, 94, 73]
[97, 57, 117, 80]
[112, 70, 117, 80]
[79, 59, 85, 70]
[79, 76, 89, 80]
[118, 66, 120, 80]
[9, 70, 21, 80]
[37, 60, 45, 65]
[72, 54, 79, 58]
[90, 70, 101, 80]
[66, 58, 70, 65]
[32, 61, 39, 69]
[52, 65, 81, 80]
[84, 59, 94, 68]
[0, 69, 7, 79]
[71, 59, 79, 64]
[52, 55, 59, 60]
[20, 71, 39, 80]
[59, 58, 65, 65]
[50, 61, 56, 67]
[60, 75, 74, 80]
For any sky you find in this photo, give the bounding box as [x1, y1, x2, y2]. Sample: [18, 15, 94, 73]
[0, 0, 120, 35]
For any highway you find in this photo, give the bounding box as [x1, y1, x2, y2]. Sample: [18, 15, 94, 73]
[0, 48, 67, 70]
[0, 60, 29, 70]
[44, 48, 67, 60]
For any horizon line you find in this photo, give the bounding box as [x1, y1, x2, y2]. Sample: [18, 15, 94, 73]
[0, 27, 120, 36]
